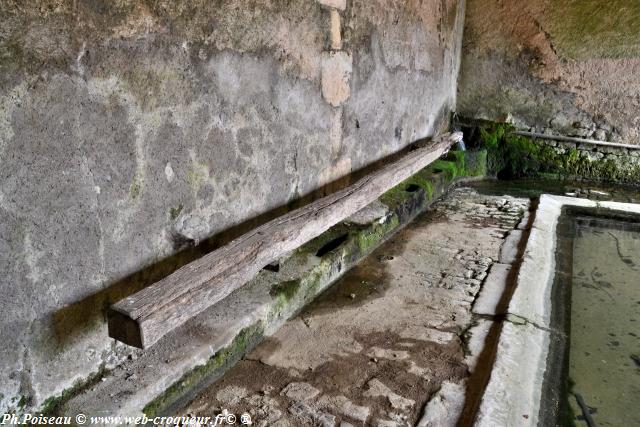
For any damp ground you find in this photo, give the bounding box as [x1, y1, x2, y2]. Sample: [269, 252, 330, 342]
[175, 187, 529, 426]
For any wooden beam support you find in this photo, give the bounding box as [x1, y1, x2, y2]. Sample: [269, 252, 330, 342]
[108, 132, 463, 348]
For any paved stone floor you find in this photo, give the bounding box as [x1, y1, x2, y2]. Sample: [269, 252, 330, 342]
[177, 187, 529, 426]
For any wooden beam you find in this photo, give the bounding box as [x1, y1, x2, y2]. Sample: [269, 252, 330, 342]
[108, 132, 463, 348]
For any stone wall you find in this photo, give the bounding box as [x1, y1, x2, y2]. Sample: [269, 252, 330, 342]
[0, 0, 466, 412]
[457, 0, 640, 144]
[462, 119, 640, 184]
[531, 138, 640, 184]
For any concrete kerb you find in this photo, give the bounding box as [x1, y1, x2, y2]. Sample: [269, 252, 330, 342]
[475, 195, 640, 426]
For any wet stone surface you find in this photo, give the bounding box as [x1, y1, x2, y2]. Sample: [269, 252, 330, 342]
[177, 188, 529, 426]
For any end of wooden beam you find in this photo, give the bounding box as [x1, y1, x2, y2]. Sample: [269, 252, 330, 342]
[108, 309, 144, 349]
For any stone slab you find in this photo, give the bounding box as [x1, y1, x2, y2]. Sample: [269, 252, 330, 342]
[321, 51, 352, 107]
[464, 318, 494, 373]
[316, 0, 346, 10]
[346, 200, 389, 225]
[472, 263, 511, 316]
[508, 221, 557, 327]
[475, 322, 550, 427]
[498, 230, 523, 264]
[417, 381, 466, 427]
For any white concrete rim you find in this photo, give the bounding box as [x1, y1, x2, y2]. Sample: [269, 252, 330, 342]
[474, 195, 640, 427]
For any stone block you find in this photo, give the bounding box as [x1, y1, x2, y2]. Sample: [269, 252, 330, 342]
[417, 381, 465, 427]
[472, 263, 511, 316]
[317, 0, 346, 11]
[321, 51, 352, 107]
[330, 9, 342, 50]
[498, 229, 523, 264]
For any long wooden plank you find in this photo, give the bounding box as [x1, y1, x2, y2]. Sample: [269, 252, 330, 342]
[108, 132, 463, 348]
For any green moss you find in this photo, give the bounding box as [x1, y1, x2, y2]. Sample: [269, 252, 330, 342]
[379, 148, 489, 208]
[129, 173, 144, 200]
[17, 395, 28, 410]
[269, 279, 301, 300]
[169, 204, 183, 220]
[355, 214, 400, 253]
[186, 162, 208, 192]
[271, 260, 335, 317]
[479, 123, 507, 150]
[427, 150, 468, 180]
[143, 323, 264, 417]
[269, 279, 303, 314]
[429, 160, 459, 180]
[39, 366, 108, 416]
[475, 120, 640, 184]
[295, 262, 331, 305]
[379, 186, 410, 208]
[380, 172, 433, 208]
[450, 150, 466, 172]
[463, 150, 488, 177]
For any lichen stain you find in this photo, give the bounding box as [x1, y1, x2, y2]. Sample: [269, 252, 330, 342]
[129, 172, 144, 200]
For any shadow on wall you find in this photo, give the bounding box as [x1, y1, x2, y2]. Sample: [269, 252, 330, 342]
[50, 140, 436, 347]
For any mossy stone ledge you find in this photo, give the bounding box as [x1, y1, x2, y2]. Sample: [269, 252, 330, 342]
[59, 148, 488, 419]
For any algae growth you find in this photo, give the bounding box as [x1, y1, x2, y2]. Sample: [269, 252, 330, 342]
[143, 323, 265, 417]
[477, 122, 640, 184]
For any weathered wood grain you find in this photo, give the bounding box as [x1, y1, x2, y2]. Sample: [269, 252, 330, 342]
[108, 132, 463, 348]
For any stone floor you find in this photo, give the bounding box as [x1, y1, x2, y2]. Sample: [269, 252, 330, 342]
[177, 187, 530, 426]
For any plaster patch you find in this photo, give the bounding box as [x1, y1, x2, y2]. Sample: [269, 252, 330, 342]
[164, 162, 175, 183]
[0, 81, 28, 156]
[23, 231, 44, 287]
[316, 0, 346, 11]
[330, 9, 342, 50]
[321, 51, 352, 107]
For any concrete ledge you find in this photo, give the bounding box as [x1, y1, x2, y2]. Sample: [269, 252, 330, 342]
[57, 151, 483, 419]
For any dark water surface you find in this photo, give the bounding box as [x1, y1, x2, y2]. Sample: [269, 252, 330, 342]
[469, 178, 640, 203]
[564, 214, 640, 426]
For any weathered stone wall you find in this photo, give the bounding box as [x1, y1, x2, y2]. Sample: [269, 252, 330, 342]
[530, 139, 640, 184]
[462, 119, 640, 184]
[0, 0, 465, 412]
[458, 0, 640, 144]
